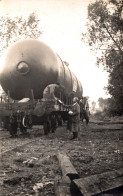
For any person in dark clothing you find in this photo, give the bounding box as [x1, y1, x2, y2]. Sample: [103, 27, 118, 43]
[50, 114, 57, 133]
[57, 114, 63, 126]
[79, 98, 89, 124]
[79, 98, 85, 122]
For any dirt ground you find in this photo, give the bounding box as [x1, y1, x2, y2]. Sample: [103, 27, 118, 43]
[0, 117, 123, 196]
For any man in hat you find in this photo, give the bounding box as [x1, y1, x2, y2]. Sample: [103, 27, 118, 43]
[68, 97, 80, 139]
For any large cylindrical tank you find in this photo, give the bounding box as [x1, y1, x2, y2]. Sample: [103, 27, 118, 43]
[0, 39, 83, 100]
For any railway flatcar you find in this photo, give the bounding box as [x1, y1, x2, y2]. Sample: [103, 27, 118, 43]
[0, 39, 83, 136]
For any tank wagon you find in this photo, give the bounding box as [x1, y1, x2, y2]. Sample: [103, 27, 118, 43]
[0, 39, 83, 136]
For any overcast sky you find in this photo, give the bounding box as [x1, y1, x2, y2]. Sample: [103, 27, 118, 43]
[0, 0, 109, 103]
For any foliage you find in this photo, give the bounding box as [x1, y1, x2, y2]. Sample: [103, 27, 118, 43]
[0, 12, 43, 55]
[107, 62, 123, 98]
[91, 101, 96, 111]
[82, 0, 123, 115]
[82, 0, 123, 72]
[98, 96, 123, 116]
[98, 97, 109, 108]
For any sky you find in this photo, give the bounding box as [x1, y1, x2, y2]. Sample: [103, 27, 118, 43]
[0, 0, 109, 103]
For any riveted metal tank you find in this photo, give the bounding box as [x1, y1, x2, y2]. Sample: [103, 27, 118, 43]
[56, 55, 83, 98]
[0, 39, 83, 100]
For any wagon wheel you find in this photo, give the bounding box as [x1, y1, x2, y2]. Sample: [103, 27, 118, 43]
[21, 116, 27, 134]
[22, 126, 27, 134]
[8, 123, 17, 137]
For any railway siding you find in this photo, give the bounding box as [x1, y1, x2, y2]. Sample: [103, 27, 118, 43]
[1, 120, 123, 195]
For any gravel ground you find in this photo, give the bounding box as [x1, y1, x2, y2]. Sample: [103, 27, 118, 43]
[0, 118, 123, 196]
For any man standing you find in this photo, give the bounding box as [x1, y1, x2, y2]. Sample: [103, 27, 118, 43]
[79, 97, 85, 122]
[68, 97, 80, 140]
[79, 97, 89, 124]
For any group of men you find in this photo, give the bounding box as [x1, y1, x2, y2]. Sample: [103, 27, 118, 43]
[43, 84, 89, 140]
[68, 96, 89, 140]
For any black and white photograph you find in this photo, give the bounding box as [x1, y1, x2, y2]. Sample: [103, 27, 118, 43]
[0, 0, 123, 195]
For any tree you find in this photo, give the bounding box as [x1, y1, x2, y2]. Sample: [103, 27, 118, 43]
[98, 97, 110, 110]
[98, 97, 105, 109]
[0, 12, 43, 56]
[91, 101, 96, 112]
[107, 62, 123, 111]
[82, 0, 123, 115]
[82, 0, 123, 70]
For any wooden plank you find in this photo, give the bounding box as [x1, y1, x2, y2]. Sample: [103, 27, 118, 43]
[57, 153, 79, 180]
[54, 175, 71, 196]
[72, 168, 123, 196]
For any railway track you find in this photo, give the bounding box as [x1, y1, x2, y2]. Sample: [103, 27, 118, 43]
[0, 135, 11, 141]
[1, 122, 123, 196]
[1, 138, 41, 155]
[0, 126, 44, 155]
